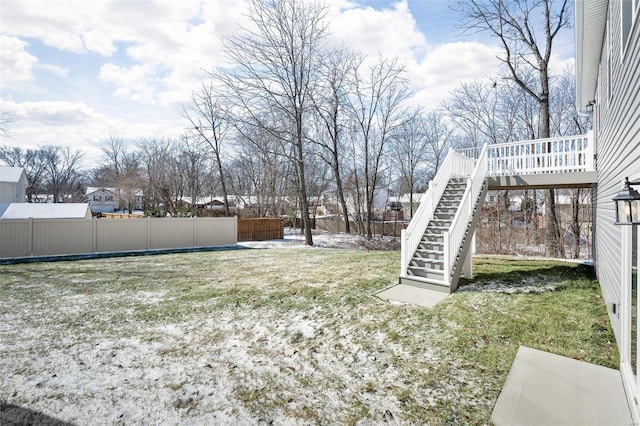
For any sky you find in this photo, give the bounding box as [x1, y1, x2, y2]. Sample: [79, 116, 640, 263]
[0, 0, 576, 169]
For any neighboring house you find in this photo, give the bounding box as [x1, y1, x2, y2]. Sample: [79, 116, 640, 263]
[388, 193, 423, 221]
[0, 203, 92, 219]
[343, 186, 389, 220]
[576, 0, 640, 419]
[86, 187, 143, 213]
[177, 196, 227, 211]
[0, 166, 27, 217]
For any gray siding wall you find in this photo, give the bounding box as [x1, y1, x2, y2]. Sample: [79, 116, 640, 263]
[593, 1, 640, 343]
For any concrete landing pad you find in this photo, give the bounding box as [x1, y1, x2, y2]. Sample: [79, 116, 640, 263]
[491, 346, 633, 426]
[377, 284, 449, 308]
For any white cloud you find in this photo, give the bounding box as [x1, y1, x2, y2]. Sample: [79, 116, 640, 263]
[98, 63, 158, 103]
[35, 63, 70, 78]
[4, 99, 101, 125]
[0, 0, 577, 167]
[0, 35, 37, 85]
[0, 98, 183, 168]
[328, 0, 428, 60]
[406, 42, 501, 108]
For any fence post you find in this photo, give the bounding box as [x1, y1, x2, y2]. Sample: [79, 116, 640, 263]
[443, 231, 450, 286]
[146, 217, 151, 250]
[400, 229, 407, 276]
[92, 218, 98, 253]
[192, 217, 197, 247]
[586, 131, 595, 171]
[28, 217, 33, 256]
[234, 216, 238, 244]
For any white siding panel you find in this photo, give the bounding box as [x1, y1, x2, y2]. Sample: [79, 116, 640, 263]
[593, 0, 640, 343]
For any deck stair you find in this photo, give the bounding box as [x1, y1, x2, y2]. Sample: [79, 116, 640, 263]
[399, 132, 595, 294]
[400, 145, 488, 293]
[406, 178, 467, 284]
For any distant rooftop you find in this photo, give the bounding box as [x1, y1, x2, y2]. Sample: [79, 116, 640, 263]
[0, 203, 91, 219]
[0, 166, 26, 183]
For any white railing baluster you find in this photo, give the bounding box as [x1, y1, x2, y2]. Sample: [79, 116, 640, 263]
[445, 144, 489, 286]
[484, 132, 594, 176]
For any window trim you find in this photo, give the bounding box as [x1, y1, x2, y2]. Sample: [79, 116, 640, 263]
[621, 0, 640, 59]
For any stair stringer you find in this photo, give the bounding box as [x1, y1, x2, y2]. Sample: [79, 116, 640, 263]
[447, 179, 488, 292]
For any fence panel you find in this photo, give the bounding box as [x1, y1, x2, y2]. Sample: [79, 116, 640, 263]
[32, 219, 94, 256]
[0, 217, 238, 259]
[96, 219, 148, 252]
[238, 218, 284, 241]
[196, 217, 237, 246]
[0, 220, 31, 257]
[149, 219, 194, 249]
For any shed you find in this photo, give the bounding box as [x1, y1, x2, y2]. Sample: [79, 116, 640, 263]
[0, 167, 28, 216]
[0, 203, 92, 219]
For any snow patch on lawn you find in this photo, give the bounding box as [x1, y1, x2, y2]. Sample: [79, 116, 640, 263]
[240, 228, 400, 251]
[459, 277, 566, 294]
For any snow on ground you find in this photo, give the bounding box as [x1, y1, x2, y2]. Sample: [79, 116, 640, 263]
[2, 247, 492, 424]
[239, 228, 401, 251]
[2, 233, 598, 424]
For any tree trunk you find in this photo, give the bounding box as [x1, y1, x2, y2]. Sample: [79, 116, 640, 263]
[544, 189, 564, 257]
[295, 136, 313, 246]
[332, 153, 350, 233]
[571, 189, 581, 259]
[215, 154, 231, 217]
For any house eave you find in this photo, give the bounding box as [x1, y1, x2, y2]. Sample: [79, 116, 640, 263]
[575, 0, 608, 113]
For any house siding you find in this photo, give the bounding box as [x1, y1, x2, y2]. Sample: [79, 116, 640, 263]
[592, 0, 640, 343]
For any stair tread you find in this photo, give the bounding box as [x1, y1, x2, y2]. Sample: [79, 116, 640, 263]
[401, 275, 448, 288]
[412, 258, 444, 264]
[408, 265, 445, 273]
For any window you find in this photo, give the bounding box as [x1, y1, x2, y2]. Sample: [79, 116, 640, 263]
[93, 195, 102, 201]
[621, 0, 640, 55]
[105, 195, 114, 201]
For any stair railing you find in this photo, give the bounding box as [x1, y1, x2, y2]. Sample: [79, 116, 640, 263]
[443, 144, 489, 285]
[400, 147, 483, 279]
[400, 148, 456, 277]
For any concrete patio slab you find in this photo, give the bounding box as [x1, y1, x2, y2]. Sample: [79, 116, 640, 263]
[491, 346, 634, 426]
[376, 284, 448, 308]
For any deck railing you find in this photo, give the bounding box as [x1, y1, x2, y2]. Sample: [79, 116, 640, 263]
[456, 132, 593, 176]
[484, 132, 594, 176]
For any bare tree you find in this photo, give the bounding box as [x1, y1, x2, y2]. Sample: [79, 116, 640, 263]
[423, 110, 452, 175]
[93, 136, 144, 213]
[40, 146, 85, 203]
[455, 0, 571, 257]
[229, 121, 295, 218]
[0, 112, 15, 138]
[217, 0, 328, 245]
[137, 138, 179, 215]
[0, 146, 47, 202]
[550, 66, 592, 259]
[309, 47, 362, 233]
[183, 83, 232, 216]
[390, 107, 430, 218]
[443, 80, 502, 147]
[348, 56, 409, 239]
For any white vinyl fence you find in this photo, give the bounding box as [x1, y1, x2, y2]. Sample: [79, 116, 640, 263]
[0, 217, 237, 258]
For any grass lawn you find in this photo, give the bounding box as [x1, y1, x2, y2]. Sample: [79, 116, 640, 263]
[0, 249, 617, 425]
